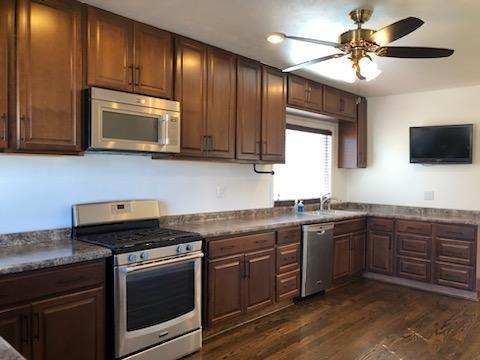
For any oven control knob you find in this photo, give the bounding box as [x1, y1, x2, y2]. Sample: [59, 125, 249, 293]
[177, 244, 186, 254]
[128, 254, 137, 263]
[186, 243, 194, 252]
[140, 252, 149, 261]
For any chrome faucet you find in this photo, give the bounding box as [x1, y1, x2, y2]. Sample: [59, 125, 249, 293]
[320, 193, 331, 210]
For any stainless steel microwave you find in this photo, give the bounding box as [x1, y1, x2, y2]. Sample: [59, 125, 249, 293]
[86, 87, 180, 153]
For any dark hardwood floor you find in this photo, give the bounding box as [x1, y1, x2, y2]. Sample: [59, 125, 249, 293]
[188, 279, 480, 359]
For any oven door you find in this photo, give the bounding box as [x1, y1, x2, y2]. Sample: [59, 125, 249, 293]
[115, 252, 202, 358]
[90, 98, 180, 153]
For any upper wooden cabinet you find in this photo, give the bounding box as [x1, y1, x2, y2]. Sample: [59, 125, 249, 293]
[287, 75, 323, 113]
[174, 37, 207, 157]
[0, 0, 12, 150]
[175, 37, 235, 159]
[88, 7, 173, 98]
[16, 0, 83, 152]
[338, 97, 367, 168]
[324, 86, 358, 121]
[261, 66, 286, 163]
[205, 47, 236, 159]
[236, 58, 262, 161]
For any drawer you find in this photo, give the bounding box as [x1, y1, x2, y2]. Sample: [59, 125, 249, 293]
[434, 224, 476, 241]
[276, 243, 300, 274]
[434, 262, 474, 290]
[0, 260, 105, 307]
[396, 257, 431, 283]
[333, 218, 366, 236]
[396, 233, 431, 259]
[368, 218, 394, 233]
[397, 220, 432, 236]
[208, 232, 275, 259]
[277, 227, 301, 245]
[436, 238, 474, 266]
[276, 269, 300, 301]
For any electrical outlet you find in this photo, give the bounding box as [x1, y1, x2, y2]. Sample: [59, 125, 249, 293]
[424, 191, 434, 201]
[216, 186, 225, 199]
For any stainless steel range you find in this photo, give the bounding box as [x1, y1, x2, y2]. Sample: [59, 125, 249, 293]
[72, 200, 203, 360]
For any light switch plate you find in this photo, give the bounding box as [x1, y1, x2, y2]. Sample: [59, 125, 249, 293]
[424, 191, 434, 201]
[216, 186, 225, 199]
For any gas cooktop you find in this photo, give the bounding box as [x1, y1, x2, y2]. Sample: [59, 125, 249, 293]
[77, 227, 202, 254]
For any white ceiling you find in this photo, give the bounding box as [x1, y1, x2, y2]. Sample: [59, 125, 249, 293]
[81, 0, 479, 97]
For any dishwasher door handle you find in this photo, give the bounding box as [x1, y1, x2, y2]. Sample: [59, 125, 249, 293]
[316, 231, 326, 235]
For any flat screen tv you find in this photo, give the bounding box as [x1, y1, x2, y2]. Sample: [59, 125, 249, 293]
[410, 124, 473, 164]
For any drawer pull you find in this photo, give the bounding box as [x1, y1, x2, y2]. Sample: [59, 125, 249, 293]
[219, 245, 236, 251]
[444, 273, 463, 282]
[255, 239, 268, 244]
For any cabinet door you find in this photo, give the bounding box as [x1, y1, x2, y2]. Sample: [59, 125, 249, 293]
[17, 0, 83, 152]
[261, 66, 286, 162]
[175, 37, 207, 157]
[87, 7, 134, 92]
[0, 0, 12, 149]
[133, 23, 172, 98]
[244, 248, 275, 313]
[205, 47, 236, 159]
[287, 75, 307, 108]
[207, 255, 244, 326]
[306, 81, 323, 112]
[32, 287, 104, 360]
[368, 231, 393, 275]
[0, 305, 31, 359]
[351, 232, 366, 275]
[357, 97, 367, 168]
[236, 57, 262, 161]
[332, 234, 351, 280]
[324, 87, 357, 120]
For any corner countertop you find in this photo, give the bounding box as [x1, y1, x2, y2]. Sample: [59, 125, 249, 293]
[0, 337, 25, 360]
[0, 238, 111, 276]
[166, 210, 368, 238]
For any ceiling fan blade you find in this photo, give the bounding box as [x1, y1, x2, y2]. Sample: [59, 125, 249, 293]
[285, 35, 342, 49]
[376, 46, 454, 58]
[282, 53, 345, 73]
[369, 17, 424, 46]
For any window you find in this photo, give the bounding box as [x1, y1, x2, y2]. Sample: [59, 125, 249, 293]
[273, 124, 332, 201]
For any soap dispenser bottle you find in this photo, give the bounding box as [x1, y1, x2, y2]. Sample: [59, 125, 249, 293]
[297, 200, 304, 213]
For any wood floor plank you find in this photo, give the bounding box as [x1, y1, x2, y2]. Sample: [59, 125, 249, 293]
[188, 279, 480, 360]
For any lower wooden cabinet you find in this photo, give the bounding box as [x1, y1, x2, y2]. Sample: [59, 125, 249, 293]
[332, 218, 366, 283]
[367, 218, 394, 275]
[0, 305, 31, 358]
[206, 234, 275, 327]
[206, 227, 300, 329]
[434, 262, 475, 290]
[31, 288, 104, 360]
[396, 256, 431, 283]
[0, 260, 105, 359]
[244, 249, 275, 312]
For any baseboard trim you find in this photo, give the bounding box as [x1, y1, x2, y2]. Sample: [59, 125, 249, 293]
[363, 272, 478, 301]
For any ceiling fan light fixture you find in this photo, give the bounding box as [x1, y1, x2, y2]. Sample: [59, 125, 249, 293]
[266, 32, 286, 44]
[358, 56, 381, 81]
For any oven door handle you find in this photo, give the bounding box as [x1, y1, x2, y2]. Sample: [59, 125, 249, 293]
[122, 252, 203, 273]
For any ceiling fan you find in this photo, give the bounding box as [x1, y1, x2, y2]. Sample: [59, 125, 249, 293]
[266, 9, 454, 81]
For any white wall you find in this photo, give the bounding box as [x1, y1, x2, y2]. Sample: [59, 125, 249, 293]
[0, 154, 273, 234]
[345, 85, 480, 210]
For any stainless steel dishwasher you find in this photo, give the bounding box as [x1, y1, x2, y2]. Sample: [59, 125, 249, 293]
[301, 223, 334, 297]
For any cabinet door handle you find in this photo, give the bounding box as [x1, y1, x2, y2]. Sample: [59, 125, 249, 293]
[240, 259, 246, 278]
[33, 313, 40, 341]
[256, 141, 261, 155]
[20, 115, 27, 141]
[208, 136, 213, 151]
[246, 261, 250, 278]
[21, 315, 29, 345]
[128, 65, 134, 85]
[1, 113, 6, 141]
[135, 66, 141, 86]
[201, 136, 207, 152]
[339, 98, 345, 112]
[262, 141, 267, 154]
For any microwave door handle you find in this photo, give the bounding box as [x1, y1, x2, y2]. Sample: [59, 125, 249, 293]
[162, 114, 170, 145]
[158, 115, 167, 145]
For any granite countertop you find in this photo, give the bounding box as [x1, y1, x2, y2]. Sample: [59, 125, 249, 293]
[365, 212, 479, 226]
[167, 210, 368, 238]
[0, 238, 111, 276]
[0, 337, 25, 360]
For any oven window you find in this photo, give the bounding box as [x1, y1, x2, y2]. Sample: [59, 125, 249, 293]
[126, 261, 195, 332]
[102, 111, 159, 142]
